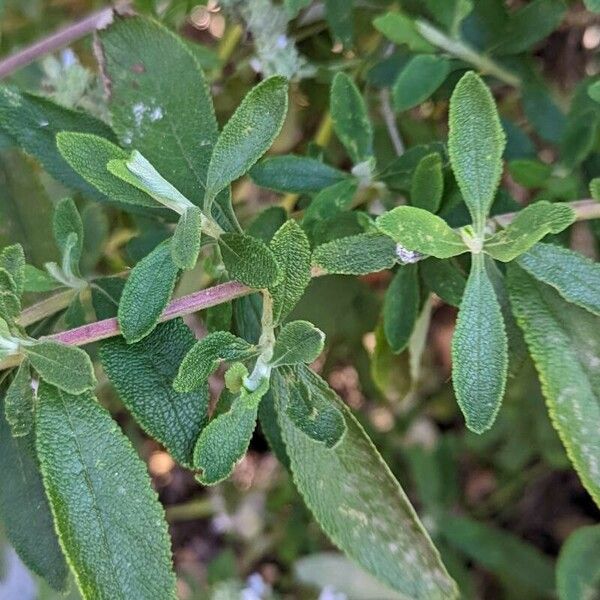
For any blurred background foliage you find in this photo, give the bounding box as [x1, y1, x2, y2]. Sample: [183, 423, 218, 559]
[0, 0, 599, 598]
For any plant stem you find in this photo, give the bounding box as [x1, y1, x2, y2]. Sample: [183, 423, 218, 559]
[379, 88, 404, 155]
[415, 20, 521, 88]
[0, 6, 116, 79]
[18, 289, 77, 327]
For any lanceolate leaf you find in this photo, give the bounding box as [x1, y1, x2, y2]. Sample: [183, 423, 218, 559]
[384, 265, 420, 354]
[5, 360, 34, 437]
[303, 179, 358, 228]
[273, 365, 458, 599]
[171, 206, 203, 270]
[53, 198, 83, 276]
[0, 392, 68, 592]
[508, 265, 600, 507]
[269, 220, 311, 324]
[556, 525, 600, 600]
[411, 153, 444, 213]
[517, 243, 600, 316]
[312, 233, 397, 275]
[393, 55, 450, 112]
[249, 155, 347, 193]
[205, 76, 288, 203]
[270, 321, 325, 367]
[0, 244, 25, 297]
[452, 254, 508, 433]
[376, 206, 468, 259]
[485, 202, 575, 262]
[448, 72, 506, 230]
[25, 341, 96, 394]
[36, 383, 177, 599]
[118, 241, 179, 343]
[330, 72, 373, 164]
[373, 12, 435, 53]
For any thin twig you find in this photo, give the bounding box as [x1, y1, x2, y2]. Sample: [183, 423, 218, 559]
[379, 88, 404, 156]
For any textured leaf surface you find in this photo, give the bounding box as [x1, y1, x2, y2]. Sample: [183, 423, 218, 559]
[420, 258, 466, 307]
[269, 220, 311, 324]
[452, 255, 508, 433]
[25, 341, 96, 394]
[303, 179, 358, 227]
[330, 73, 373, 164]
[174, 331, 256, 392]
[557, 525, 600, 600]
[36, 384, 177, 599]
[273, 365, 458, 599]
[0, 392, 68, 592]
[312, 233, 397, 275]
[411, 153, 444, 213]
[118, 241, 179, 343]
[206, 76, 288, 201]
[53, 198, 83, 276]
[508, 265, 600, 507]
[384, 265, 421, 354]
[393, 55, 450, 112]
[172, 207, 203, 270]
[377, 207, 467, 258]
[5, 360, 34, 437]
[485, 202, 575, 262]
[448, 72, 505, 229]
[517, 243, 600, 316]
[271, 321, 325, 367]
[0, 244, 25, 297]
[249, 155, 347, 193]
[219, 233, 280, 288]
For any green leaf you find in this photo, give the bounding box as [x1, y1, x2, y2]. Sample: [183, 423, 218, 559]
[485, 202, 575, 262]
[249, 155, 347, 193]
[0, 86, 115, 202]
[448, 72, 506, 230]
[206, 76, 288, 203]
[425, 0, 473, 33]
[219, 233, 281, 288]
[53, 198, 83, 277]
[517, 243, 600, 316]
[172, 206, 203, 270]
[248, 206, 287, 243]
[35, 383, 177, 599]
[193, 379, 269, 485]
[330, 72, 373, 164]
[411, 152, 444, 213]
[56, 132, 159, 210]
[325, 0, 354, 47]
[508, 159, 552, 188]
[557, 525, 600, 600]
[584, 0, 600, 12]
[589, 82, 600, 103]
[420, 258, 466, 307]
[376, 206, 467, 259]
[384, 265, 420, 354]
[5, 360, 34, 437]
[174, 331, 257, 392]
[0, 392, 68, 592]
[303, 179, 358, 228]
[272, 365, 458, 599]
[373, 12, 436, 53]
[118, 241, 179, 343]
[271, 320, 325, 367]
[25, 341, 96, 394]
[393, 55, 450, 112]
[591, 178, 600, 200]
[0, 244, 25, 298]
[508, 264, 600, 507]
[312, 233, 397, 275]
[452, 254, 508, 433]
[269, 220, 311, 324]
[23, 264, 62, 292]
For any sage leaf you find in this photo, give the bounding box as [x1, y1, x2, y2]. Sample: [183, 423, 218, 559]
[424, 0, 473, 32]
[0, 244, 25, 297]
[448, 72, 505, 230]
[0, 288, 20, 323]
[451, 254, 508, 433]
[393, 55, 450, 112]
[23, 264, 63, 292]
[5, 360, 34, 437]
[271, 321, 325, 367]
[53, 198, 83, 276]
[118, 241, 179, 343]
[174, 331, 257, 392]
[250, 155, 347, 193]
[517, 243, 600, 316]
[25, 341, 96, 394]
[420, 258, 466, 307]
[384, 265, 420, 354]
[330, 72, 373, 164]
[373, 12, 435, 53]
[557, 525, 600, 600]
[411, 152, 444, 213]
[219, 233, 281, 288]
[248, 206, 287, 243]
[485, 202, 575, 262]
[0, 392, 68, 592]
[508, 264, 600, 507]
[35, 383, 177, 599]
[273, 365, 458, 599]
[303, 179, 358, 228]
[269, 220, 311, 324]
[258, 389, 291, 468]
[56, 132, 159, 209]
[376, 206, 468, 258]
[325, 0, 353, 47]
[312, 233, 397, 275]
[193, 379, 269, 485]
[172, 206, 203, 270]
[206, 76, 288, 203]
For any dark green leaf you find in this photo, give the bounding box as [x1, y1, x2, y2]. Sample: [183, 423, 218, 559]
[5, 360, 34, 437]
[36, 383, 177, 599]
[508, 159, 552, 188]
[325, 0, 354, 47]
[393, 55, 450, 112]
[557, 525, 600, 600]
[53, 198, 83, 276]
[420, 258, 466, 307]
[271, 320, 325, 367]
[384, 265, 420, 354]
[303, 179, 358, 228]
[0, 244, 25, 297]
[373, 12, 436, 53]
[411, 153, 444, 213]
[425, 0, 473, 33]
[172, 206, 203, 270]
[247, 206, 287, 243]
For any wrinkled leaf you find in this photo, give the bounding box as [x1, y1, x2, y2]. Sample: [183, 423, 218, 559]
[271, 320, 325, 367]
